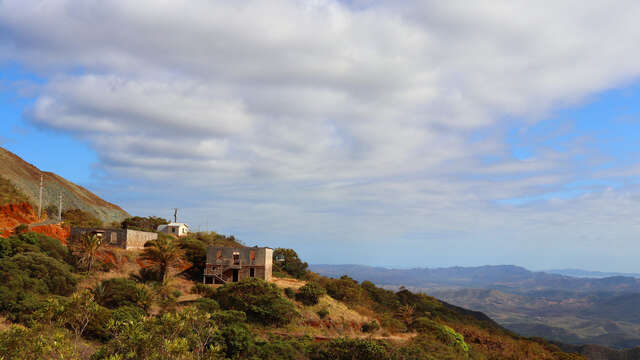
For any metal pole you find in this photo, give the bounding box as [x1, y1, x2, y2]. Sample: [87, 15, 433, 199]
[58, 193, 62, 222]
[38, 174, 43, 219]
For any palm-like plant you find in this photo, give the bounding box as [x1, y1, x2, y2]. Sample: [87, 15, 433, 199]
[140, 235, 184, 284]
[73, 233, 104, 272]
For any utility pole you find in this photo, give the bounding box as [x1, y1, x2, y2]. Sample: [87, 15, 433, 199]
[38, 174, 43, 219]
[173, 208, 178, 223]
[58, 193, 62, 223]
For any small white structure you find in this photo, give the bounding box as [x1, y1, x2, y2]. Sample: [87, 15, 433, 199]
[157, 222, 190, 237]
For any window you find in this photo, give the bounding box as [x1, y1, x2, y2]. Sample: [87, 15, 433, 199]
[216, 249, 222, 260]
[250, 268, 255, 277]
[233, 252, 240, 265]
[172, 227, 176, 233]
[110, 232, 118, 244]
[250, 250, 255, 264]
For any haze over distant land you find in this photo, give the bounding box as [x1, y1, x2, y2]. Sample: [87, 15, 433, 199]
[2, 1, 640, 271]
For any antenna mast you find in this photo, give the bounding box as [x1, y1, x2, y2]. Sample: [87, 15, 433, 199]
[38, 174, 43, 219]
[173, 208, 178, 223]
[58, 193, 62, 222]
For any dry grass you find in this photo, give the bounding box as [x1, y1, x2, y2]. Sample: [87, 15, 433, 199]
[0, 315, 11, 331]
[273, 277, 307, 290]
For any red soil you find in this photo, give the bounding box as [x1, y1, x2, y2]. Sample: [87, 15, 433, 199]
[0, 202, 38, 231]
[29, 224, 70, 244]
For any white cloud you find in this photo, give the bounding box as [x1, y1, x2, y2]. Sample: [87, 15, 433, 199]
[2, 0, 640, 269]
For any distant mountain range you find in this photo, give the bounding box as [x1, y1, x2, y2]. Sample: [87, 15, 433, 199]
[546, 268, 640, 279]
[310, 264, 640, 350]
[0, 147, 128, 224]
[309, 264, 640, 293]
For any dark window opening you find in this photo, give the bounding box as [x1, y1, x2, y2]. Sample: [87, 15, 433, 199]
[232, 269, 239, 282]
[250, 268, 255, 277]
[233, 253, 240, 265]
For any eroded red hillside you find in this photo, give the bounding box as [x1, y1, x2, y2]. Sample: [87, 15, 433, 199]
[0, 202, 38, 232]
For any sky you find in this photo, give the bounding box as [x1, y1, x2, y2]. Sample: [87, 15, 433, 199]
[1, 1, 640, 272]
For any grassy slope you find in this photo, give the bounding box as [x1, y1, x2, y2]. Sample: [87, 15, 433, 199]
[0, 176, 31, 206]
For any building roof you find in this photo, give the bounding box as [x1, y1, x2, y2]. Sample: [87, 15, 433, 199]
[167, 222, 189, 227]
[157, 223, 189, 230]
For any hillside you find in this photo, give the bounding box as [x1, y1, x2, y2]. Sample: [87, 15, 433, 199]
[0, 147, 128, 225]
[311, 264, 640, 353]
[0, 230, 587, 360]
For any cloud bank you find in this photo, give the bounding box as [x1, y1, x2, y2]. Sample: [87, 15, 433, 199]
[2, 0, 640, 270]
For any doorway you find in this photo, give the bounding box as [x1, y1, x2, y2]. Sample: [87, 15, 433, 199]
[233, 269, 239, 282]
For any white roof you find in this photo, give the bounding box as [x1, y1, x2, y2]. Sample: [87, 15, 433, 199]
[167, 222, 189, 227]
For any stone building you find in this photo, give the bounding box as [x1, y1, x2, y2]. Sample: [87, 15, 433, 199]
[157, 222, 190, 237]
[203, 246, 273, 284]
[69, 227, 158, 250]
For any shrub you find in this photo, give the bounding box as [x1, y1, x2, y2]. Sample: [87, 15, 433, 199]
[412, 317, 440, 333]
[0, 252, 77, 296]
[317, 308, 329, 319]
[13, 224, 28, 234]
[284, 287, 296, 299]
[309, 338, 389, 360]
[61, 208, 103, 228]
[295, 283, 326, 306]
[0, 325, 76, 359]
[96, 307, 223, 359]
[361, 320, 381, 333]
[120, 216, 169, 232]
[93, 278, 150, 310]
[319, 275, 368, 305]
[194, 298, 220, 313]
[110, 305, 145, 324]
[272, 248, 308, 278]
[215, 278, 297, 326]
[192, 283, 217, 298]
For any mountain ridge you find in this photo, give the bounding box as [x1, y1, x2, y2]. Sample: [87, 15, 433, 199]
[0, 147, 128, 225]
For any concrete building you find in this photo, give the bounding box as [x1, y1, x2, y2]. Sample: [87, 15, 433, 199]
[69, 227, 157, 250]
[203, 246, 273, 284]
[157, 222, 190, 237]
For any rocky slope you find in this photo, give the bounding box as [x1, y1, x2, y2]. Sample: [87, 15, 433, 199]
[0, 147, 128, 225]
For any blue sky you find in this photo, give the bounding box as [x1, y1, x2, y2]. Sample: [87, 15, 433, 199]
[2, 1, 640, 272]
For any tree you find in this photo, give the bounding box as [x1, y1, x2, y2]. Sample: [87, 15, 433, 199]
[71, 232, 104, 272]
[60, 290, 102, 353]
[120, 216, 169, 232]
[140, 235, 185, 284]
[215, 278, 297, 326]
[397, 304, 416, 328]
[62, 209, 103, 228]
[272, 248, 308, 278]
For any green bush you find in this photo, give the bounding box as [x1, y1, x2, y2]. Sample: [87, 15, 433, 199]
[251, 338, 310, 360]
[120, 216, 168, 232]
[110, 305, 146, 324]
[13, 224, 29, 234]
[0, 324, 76, 359]
[0, 233, 71, 264]
[194, 297, 220, 313]
[0, 252, 77, 296]
[317, 308, 329, 319]
[284, 287, 296, 299]
[295, 282, 326, 306]
[361, 320, 381, 333]
[61, 208, 103, 228]
[319, 275, 368, 305]
[309, 338, 389, 360]
[215, 278, 297, 326]
[412, 317, 440, 333]
[93, 278, 150, 310]
[273, 248, 308, 278]
[192, 283, 217, 298]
